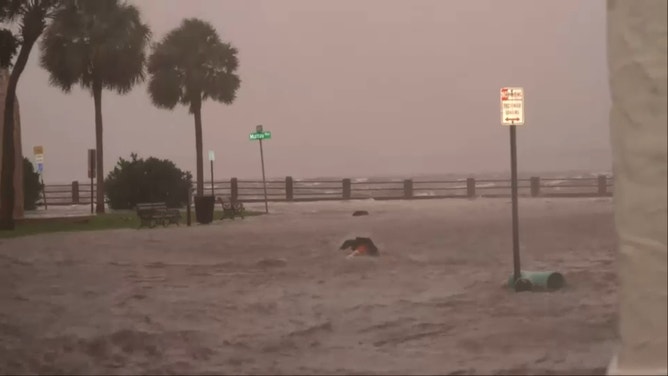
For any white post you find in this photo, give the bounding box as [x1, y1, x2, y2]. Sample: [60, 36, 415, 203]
[607, 1, 667, 374]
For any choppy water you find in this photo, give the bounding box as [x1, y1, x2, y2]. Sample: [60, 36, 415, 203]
[40, 171, 613, 206]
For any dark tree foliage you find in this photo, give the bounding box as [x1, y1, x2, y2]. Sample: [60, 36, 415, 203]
[104, 153, 192, 210]
[0, 28, 18, 68]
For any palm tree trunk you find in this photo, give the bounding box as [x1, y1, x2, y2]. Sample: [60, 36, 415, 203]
[93, 80, 105, 213]
[193, 95, 204, 197]
[0, 39, 35, 230]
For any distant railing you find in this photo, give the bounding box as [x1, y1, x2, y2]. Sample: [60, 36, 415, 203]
[39, 175, 614, 206]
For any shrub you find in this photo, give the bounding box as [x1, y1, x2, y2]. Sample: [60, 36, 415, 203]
[23, 157, 43, 210]
[104, 153, 192, 210]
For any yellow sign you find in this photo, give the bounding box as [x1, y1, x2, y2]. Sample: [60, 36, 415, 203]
[33, 145, 44, 163]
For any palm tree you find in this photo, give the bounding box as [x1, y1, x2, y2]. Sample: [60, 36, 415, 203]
[0, 0, 61, 230]
[147, 18, 241, 197]
[39, 0, 150, 213]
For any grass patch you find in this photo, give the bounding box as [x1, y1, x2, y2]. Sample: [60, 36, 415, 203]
[0, 210, 263, 239]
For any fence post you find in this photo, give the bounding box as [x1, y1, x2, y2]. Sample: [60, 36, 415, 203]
[403, 179, 413, 199]
[530, 176, 541, 197]
[71, 181, 79, 204]
[285, 176, 294, 201]
[466, 178, 476, 198]
[342, 178, 351, 200]
[597, 175, 607, 196]
[231, 177, 238, 201]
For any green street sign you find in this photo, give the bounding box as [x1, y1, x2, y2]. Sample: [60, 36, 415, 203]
[250, 131, 271, 140]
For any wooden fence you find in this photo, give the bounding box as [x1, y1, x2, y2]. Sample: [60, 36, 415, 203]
[40, 175, 614, 206]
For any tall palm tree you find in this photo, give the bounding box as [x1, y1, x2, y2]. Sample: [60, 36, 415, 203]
[0, 0, 61, 230]
[39, 0, 150, 213]
[147, 18, 241, 197]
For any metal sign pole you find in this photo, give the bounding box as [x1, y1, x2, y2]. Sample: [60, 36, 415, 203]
[40, 175, 48, 210]
[510, 124, 521, 282]
[33, 146, 47, 210]
[210, 160, 215, 196]
[259, 138, 269, 214]
[500, 87, 524, 285]
[90, 176, 94, 214]
[87, 149, 96, 214]
[187, 187, 192, 226]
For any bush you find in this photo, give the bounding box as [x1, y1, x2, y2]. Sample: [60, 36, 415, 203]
[23, 157, 43, 210]
[105, 153, 192, 210]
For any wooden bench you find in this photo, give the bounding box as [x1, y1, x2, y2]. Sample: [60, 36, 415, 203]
[217, 197, 245, 220]
[136, 202, 181, 228]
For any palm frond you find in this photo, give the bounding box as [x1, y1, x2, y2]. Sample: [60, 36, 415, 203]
[0, 0, 24, 22]
[0, 28, 18, 67]
[147, 68, 181, 109]
[38, 2, 87, 91]
[202, 72, 240, 104]
[95, 2, 151, 94]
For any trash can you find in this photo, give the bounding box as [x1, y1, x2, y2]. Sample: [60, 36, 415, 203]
[194, 195, 215, 224]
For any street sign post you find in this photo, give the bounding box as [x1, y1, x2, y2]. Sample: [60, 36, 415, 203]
[208, 150, 215, 196]
[500, 87, 525, 286]
[250, 125, 270, 214]
[249, 131, 272, 140]
[33, 146, 47, 209]
[87, 149, 96, 179]
[501, 87, 524, 126]
[187, 186, 193, 226]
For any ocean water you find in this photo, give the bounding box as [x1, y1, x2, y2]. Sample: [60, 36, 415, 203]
[40, 171, 613, 206]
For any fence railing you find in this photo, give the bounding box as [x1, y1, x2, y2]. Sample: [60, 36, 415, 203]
[40, 175, 614, 206]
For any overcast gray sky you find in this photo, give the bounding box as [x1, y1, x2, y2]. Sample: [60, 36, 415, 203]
[17, 0, 611, 183]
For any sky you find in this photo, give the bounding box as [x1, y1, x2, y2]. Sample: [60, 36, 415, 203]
[14, 0, 611, 183]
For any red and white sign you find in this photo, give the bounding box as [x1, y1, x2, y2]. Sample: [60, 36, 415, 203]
[500, 87, 524, 126]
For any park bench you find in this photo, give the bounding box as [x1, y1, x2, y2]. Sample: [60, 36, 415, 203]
[217, 197, 245, 220]
[136, 202, 181, 228]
